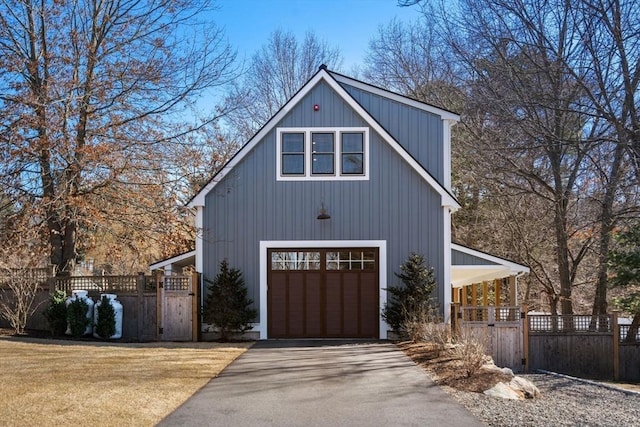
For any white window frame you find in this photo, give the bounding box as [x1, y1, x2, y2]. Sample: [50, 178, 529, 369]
[276, 127, 369, 181]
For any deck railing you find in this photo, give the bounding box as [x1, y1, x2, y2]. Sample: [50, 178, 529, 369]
[459, 305, 521, 323]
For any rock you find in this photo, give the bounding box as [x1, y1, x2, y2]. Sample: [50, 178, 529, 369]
[510, 376, 541, 399]
[484, 382, 523, 400]
[501, 367, 514, 376]
[481, 362, 515, 378]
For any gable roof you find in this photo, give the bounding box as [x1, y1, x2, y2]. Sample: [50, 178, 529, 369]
[188, 67, 461, 209]
[330, 70, 460, 120]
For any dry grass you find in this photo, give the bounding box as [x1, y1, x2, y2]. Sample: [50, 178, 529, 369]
[398, 341, 512, 393]
[0, 338, 252, 426]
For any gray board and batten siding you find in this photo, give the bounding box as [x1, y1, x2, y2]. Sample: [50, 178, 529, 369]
[452, 249, 501, 266]
[202, 79, 448, 318]
[340, 82, 445, 184]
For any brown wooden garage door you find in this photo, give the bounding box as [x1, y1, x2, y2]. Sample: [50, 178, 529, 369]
[268, 248, 379, 338]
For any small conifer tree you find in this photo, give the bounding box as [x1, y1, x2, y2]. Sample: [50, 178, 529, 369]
[67, 297, 91, 338]
[95, 295, 116, 340]
[44, 290, 68, 336]
[203, 260, 257, 341]
[383, 252, 437, 332]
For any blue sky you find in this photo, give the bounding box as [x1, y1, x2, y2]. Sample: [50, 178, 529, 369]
[213, 0, 423, 71]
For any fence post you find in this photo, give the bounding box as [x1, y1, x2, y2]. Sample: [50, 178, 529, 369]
[471, 284, 477, 321]
[156, 274, 163, 341]
[136, 272, 146, 342]
[612, 310, 620, 381]
[191, 272, 200, 342]
[522, 304, 529, 373]
[451, 303, 461, 338]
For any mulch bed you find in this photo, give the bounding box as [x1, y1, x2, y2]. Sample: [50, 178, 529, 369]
[397, 341, 512, 393]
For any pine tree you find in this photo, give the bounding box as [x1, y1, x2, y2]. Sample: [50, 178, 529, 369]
[95, 295, 116, 340]
[203, 260, 257, 341]
[608, 224, 640, 343]
[383, 253, 437, 331]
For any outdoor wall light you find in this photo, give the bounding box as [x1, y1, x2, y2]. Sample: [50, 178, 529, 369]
[317, 203, 331, 220]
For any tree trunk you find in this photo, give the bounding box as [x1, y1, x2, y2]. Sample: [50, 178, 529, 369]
[624, 313, 640, 344]
[592, 141, 625, 319]
[554, 196, 573, 315]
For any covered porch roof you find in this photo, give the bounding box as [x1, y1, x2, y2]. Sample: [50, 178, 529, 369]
[150, 250, 195, 272]
[451, 244, 529, 288]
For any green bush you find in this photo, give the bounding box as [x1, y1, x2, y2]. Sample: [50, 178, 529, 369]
[203, 260, 257, 341]
[95, 295, 116, 339]
[383, 252, 437, 333]
[44, 290, 68, 336]
[67, 297, 91, 338]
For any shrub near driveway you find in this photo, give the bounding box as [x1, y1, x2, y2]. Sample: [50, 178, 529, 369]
[0, 339, 252, 427]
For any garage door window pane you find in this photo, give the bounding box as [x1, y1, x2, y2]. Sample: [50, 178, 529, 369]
[326, 250, 376, 270]
[271, 251, 320, 270]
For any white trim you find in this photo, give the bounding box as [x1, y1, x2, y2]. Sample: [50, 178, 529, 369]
[442, 207, 452, 324]
[451, 265, 513, 287]
[188, 69, 460, 210]
[451, 243, 530, 274]
[259, 240, 388, 340]
[331, 73, 460, 121]
[149, 250, 196, 271]
[195, 207, 204, 273]
[443, 119, 456, 191]
[276, 127, 370, 181]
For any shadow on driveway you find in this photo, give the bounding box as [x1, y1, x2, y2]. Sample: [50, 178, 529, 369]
[159, 340, 483, 427]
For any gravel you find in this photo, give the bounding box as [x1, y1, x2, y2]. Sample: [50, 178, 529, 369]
[447, 373, 640, 426]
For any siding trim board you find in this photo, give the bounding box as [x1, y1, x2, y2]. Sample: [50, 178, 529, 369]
[188, 68, 460, 210]
[259, 240, 388, 340]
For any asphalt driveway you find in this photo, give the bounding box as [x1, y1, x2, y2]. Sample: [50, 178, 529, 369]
[158, 340, 483, 427]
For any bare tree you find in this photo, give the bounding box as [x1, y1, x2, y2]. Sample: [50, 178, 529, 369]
[568, 0, 640, 317]
[0, 210, 49, 335]
[364, 18, 463, 110]
[0, 0, 237, 274]
[369, 1, 598, 314]
[224, 29, 342, 141]
[390, 0, 640, 317]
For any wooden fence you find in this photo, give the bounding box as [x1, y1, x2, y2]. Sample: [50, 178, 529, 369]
[1, 272, 198, 342]
[54, 274, 156, 295]
[452, 304, 525, 373]
[527, 313, 640, 382]
[450, 305, 639, 382]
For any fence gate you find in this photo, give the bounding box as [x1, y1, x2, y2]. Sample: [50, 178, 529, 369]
[157, 274, 199, 341]
[455, 306, 524, 372]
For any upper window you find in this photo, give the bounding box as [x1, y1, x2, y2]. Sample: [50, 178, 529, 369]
[281, 132, 305, 175]
[277, 127, 369, 181]
[341, 132, 364, 175]
[311, 133, 335, 175]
